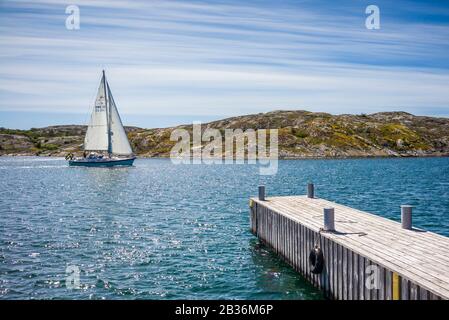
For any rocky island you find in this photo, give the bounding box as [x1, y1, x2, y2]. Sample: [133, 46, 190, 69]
[1, 110, 448, 158]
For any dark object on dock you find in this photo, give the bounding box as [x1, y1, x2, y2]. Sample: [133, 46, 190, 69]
[309, 246, 325, 274]
[401, 205, 413, 230]
[307, 183, 314, 198]
[249, 184, 448, 300]
[323, 207, 335, 231]
[258, 185, 266, 201]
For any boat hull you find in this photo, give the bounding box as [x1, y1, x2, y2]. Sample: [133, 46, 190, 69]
[68, 157, 135, 167]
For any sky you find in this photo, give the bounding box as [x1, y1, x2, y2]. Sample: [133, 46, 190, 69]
[0, 0, 449, 129]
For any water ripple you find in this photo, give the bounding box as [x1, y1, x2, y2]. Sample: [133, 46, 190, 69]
[0, 156, 448, 299]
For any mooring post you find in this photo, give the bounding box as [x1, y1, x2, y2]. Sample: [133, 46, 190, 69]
[401, 205, 413, 230]
[258, 185, 266, 201]
[307, 183, 314, 198]
[323, 207, 335, 231]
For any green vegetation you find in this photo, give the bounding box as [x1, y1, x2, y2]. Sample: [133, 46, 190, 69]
[40, 143, 59, 151]
[291, 128, 309, 139]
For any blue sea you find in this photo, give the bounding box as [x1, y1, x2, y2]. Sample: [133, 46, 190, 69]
[0, 157, 448, 299]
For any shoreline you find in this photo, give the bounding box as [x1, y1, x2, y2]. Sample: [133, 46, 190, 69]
[1, 153, 448, 160]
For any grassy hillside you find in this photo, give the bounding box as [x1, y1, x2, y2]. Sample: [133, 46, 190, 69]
[1, 110, 448, 158]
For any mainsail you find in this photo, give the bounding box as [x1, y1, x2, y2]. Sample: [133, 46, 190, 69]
[84, 71, 133, 156]
[84, 74, 109, 151]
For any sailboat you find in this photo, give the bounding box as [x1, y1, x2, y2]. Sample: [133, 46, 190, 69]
[68, 70, 136, 167]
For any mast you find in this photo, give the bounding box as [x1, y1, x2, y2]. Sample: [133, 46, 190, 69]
[103, 70, 112, 157]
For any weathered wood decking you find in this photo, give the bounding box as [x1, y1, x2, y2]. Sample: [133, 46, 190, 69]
[250, 195, 449, 300]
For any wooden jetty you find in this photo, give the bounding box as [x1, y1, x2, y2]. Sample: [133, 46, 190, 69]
[249, 185, 449, 300]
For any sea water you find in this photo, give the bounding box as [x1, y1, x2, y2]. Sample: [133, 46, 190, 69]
[0, 157, 448, 299]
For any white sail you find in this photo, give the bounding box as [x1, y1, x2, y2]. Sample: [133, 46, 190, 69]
[84, 75, 109, 151]
[107, 84, 133, 155]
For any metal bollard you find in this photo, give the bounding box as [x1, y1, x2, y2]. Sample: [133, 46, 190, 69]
[307, 183, 314, 198]
[323, 207, 335, 231]
[401, 205, 413, 230]
[258, 185, 266, 201]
